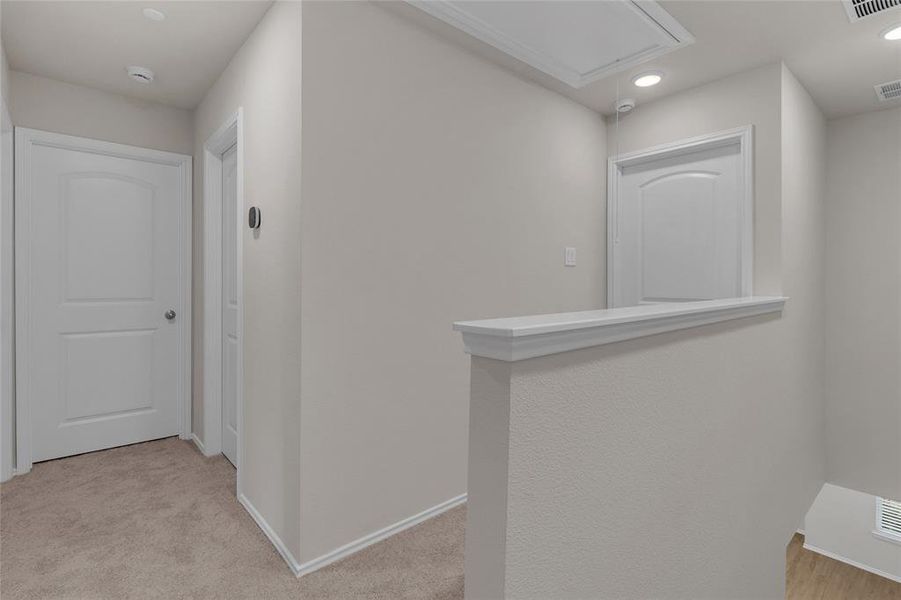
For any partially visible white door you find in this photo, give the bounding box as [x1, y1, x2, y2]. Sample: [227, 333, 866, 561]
[221, 143, 238, 467]
[17, 128, 190, 464]
[611, 140, 745, 308]
[0, 101, 13, 481]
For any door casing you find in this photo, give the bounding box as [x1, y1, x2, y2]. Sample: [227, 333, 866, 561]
[14, 127, 192, 474]
[1, 99, 13, 482]
[607, 125, 754, 308]
[200, 109, 244, 495]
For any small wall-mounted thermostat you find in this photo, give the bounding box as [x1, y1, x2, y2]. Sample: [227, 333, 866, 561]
[248, 206, 261, 230]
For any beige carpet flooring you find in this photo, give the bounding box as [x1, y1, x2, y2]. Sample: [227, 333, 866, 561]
[0, 438, 465, 600]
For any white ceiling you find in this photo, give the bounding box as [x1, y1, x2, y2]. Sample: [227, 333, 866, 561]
[395, 0, 901, 119]
[1, 1, 273, 109]
[2, 1, 899, 118]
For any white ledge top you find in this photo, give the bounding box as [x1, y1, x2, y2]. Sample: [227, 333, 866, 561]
[453, 296, 786, 361]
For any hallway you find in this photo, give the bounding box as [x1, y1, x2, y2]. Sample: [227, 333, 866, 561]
[0, 439, 464, 599]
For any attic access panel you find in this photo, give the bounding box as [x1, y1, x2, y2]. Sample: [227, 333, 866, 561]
[407, 0, 694, 88]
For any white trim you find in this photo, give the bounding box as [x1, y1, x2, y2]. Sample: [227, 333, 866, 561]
[0, 98, 13, 482]
[239, 491, 467, 578]
[803, 542, 901, 585]
[13, 127, 191, 474]
[405, 1, 693, 89]
[841, 0, 860, 21]
[238, 493, 304, 575]
[201, 109, 245, 495]
[872, 530, 901, 546]
[295, 493, 468, 577]
[873, 496, 901, 545]
[191, 433, 216, 458]
[607, 125, 754, 309]
[454, 296, 785, 362]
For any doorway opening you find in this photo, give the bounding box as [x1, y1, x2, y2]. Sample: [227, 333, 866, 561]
[201, 109, 245, 493]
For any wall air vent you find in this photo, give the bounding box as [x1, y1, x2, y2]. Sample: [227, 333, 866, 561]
[843, 0, 901, 21]
[875, 79, 901, 102]
[873, 498, 901, 544]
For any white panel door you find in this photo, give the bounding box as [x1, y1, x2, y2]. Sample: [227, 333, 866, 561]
[221, 144, 238, 467]
[17, 129, 190, 463]
[612, 142, 743, 308]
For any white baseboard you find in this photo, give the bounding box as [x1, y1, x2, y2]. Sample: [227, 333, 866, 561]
[239, 493, 304, 575]
[190, 433, 207, 456]
[238, 490, 467, 578]
[294, 492, 467, 577]
[191, 433, 219, 458]
[803, 542, 901, 584]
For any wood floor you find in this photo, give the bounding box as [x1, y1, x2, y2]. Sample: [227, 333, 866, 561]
[787, 533, 901, 599]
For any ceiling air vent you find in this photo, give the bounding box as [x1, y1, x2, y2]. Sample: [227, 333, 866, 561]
[875, 79, 901, 102]
[843, 0, 901, 21]
[873, 498, 901, 544]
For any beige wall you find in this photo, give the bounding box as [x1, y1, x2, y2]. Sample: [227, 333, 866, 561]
[779, 62, 828, 504]
[464, 64, 826, 598]
[8, 70, 192, 154]
[1, 42, 8, 104]
[824, 106, 901, 499]
[777, 61, 829, 539]
[298, 0, 606, 564]
[193, 1, 302, 559]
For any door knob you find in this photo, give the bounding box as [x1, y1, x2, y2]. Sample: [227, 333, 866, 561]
[165, 310, 176, 321]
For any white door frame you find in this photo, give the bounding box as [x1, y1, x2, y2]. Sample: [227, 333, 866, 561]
[200, 109, 244, 494]
[606, 125, 754, 308]
[0, 98, 14, 482]
[14, 128, 193, 474]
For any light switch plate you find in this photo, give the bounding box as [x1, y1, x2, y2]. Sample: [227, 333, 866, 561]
[564, 247, 576, 267]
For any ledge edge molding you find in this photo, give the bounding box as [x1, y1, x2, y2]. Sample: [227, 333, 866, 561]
[454, 297, 787, 362]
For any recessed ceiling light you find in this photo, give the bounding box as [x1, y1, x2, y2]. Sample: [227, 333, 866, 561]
[632, 72, 663, 88]
[142, 7, 166, 22]
[882, 24, 901, 40]
[126, 66, 155, 84]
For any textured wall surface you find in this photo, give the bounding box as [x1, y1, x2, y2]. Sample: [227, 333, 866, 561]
[504, 319, 798, 598]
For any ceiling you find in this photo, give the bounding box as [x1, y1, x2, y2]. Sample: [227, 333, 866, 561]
[1, 1, 273, 109]
[408, 1, 695, 88]
[394, 0, 901, 119]
[2, 1, 899, 118]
